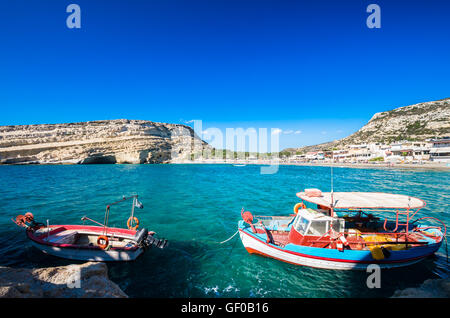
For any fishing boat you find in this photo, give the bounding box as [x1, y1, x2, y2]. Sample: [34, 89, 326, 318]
[238, 189, 446, 270]
[12, 195, 168, 262]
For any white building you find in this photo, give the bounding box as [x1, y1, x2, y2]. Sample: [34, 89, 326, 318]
[429, 137, 450, 162]
[390, 141, 431, 162]
[305, 151, 324, 161]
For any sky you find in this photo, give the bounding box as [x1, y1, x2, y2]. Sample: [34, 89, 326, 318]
[0, 0, 449, 150]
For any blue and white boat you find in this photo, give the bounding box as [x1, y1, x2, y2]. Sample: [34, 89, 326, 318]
[238, 189, 446, 270]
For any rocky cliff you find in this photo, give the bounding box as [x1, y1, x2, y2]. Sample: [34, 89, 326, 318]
[0, 262, 127, 298]
[286, 98, 450, 153]
[0, 119, 209, 164]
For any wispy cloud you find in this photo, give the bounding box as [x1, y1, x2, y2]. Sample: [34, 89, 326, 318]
[271, 128, 302, 135]
[180, 119, 195, 124]
[271, 128, 283, 135]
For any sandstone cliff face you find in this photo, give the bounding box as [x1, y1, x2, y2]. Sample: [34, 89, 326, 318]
[0, 262, 127, 298]
[0, 119, 208, 164]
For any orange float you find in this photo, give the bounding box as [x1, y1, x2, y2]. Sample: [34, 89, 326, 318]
[127, 216, 139, 230]
[293, 202, 306, 214]
[97, 235, 109, 249]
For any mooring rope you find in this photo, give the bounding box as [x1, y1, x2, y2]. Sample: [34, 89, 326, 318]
[218, 230, 239, 244]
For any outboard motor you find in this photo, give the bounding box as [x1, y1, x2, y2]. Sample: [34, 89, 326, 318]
[133, 227, 168, 249]
[145, 234, 169, 249]
[134, 228, 149, 246]
[132, 227, 169, 249]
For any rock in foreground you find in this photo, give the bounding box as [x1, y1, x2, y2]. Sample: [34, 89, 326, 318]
[0, 262, 127, 298]
[391, 278, 450, 298]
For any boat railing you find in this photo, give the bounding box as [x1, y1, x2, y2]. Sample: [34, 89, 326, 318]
[308, 238, 428, 247]
[309, 229, 426, 248]
[254, 215, 296, 229]
[81, 216, 105, 227]
[102, 195, 140, 235]
[411, 216, 447, 237]
[254, 215, 293, 220]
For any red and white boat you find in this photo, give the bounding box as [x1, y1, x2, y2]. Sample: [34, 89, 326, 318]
[239, 189, 446, 270]
[13, 195, 168, 262]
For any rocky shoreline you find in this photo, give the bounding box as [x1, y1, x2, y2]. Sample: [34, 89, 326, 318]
[392, 277, 450, 298]
[2, 260, 447, 298]
[0, 262, 127, 298]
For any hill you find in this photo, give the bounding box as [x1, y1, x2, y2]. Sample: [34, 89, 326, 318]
[285, 98, 450, 153]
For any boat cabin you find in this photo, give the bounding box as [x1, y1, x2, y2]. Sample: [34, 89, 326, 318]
[288, 208, 345, 246]
[291, 208, 345, 236]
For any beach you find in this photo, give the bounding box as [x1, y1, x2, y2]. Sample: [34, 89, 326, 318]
[175, 160, 450, 171]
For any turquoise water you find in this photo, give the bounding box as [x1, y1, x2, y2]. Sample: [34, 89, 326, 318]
[0, 164, 449, 297]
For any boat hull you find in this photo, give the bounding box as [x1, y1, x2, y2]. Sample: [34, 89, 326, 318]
[30, 240, 143, 261]
[27, 224, 145, 262]
[239, 228, 441, 270]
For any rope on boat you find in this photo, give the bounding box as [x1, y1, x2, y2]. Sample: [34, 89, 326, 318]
[218, 230, 239, 244]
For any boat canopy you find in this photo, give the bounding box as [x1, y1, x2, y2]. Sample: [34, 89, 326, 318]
[296, 192, 425, 210]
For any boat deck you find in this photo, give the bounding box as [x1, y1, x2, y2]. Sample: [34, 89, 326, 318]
[32, 226, 136, 249]
[264, 228, 434, 251]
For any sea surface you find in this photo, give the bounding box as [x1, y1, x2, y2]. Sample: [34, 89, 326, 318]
[0, 164, 449, 298]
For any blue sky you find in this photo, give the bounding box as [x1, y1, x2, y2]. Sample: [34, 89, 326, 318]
[0, 0, 449, 149]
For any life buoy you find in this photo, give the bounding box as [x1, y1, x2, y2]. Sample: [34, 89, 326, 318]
[97, 235, 109, 249]
[293, 202, 306, 214]
[127, 216, 139, 230]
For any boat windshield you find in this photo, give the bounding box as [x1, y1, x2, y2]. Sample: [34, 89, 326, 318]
[293, 216, 310, 235]
[293, 213, 345, 236]
[307, 220, 328, 235]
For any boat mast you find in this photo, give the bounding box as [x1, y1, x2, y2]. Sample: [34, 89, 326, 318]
[130, 196, 136, 223]
[330, 150, 334, 217]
